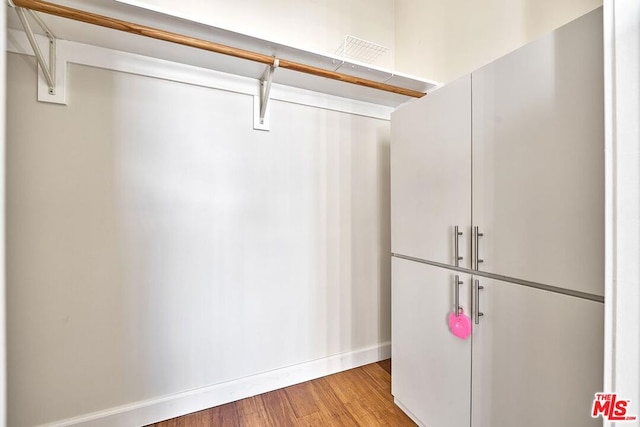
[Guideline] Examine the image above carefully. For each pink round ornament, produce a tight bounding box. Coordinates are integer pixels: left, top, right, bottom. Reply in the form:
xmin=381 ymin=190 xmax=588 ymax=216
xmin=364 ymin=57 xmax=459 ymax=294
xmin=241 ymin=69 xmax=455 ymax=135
xmin=448 ymin=309 xmax=472 ymax=339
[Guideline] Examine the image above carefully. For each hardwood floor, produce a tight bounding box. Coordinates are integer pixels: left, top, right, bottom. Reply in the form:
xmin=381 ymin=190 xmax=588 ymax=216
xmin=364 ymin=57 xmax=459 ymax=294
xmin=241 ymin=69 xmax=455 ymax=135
xmin=148 ymin=360 xmax=416 ymax=426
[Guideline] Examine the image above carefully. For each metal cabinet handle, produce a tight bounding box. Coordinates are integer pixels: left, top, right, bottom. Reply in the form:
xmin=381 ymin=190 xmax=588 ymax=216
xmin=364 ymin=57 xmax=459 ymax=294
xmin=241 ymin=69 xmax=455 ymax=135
xmin=454 ymin=226 xmax=463 ymax=267
xmin=454 ymin=275 xmax=463 ymax=315
xmin=474 ymin=226 xmax=484 ymax=270
xmin=474 ymin=279 xmax=484 ymax=324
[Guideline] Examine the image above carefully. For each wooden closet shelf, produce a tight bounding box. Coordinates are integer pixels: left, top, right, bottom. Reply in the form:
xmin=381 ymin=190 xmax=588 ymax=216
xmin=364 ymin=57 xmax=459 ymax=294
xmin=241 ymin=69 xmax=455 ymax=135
xmin=10 ymin=0 xmax=438 ymax=104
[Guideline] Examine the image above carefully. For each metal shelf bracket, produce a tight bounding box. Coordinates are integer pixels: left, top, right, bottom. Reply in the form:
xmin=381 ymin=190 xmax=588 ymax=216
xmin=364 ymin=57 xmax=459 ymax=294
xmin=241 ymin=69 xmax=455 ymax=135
xmin=254 ymin=58 xmax=279 ymax=131
xmin=13 ymin=6 xmax=58 ymax=96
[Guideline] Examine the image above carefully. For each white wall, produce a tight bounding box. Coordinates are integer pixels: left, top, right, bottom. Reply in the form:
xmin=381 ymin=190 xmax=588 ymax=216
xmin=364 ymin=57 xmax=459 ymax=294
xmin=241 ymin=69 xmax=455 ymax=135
xmin=395 ymin=0 xmax=603 ymax=82
xmin=6 ymin=52 xmax=391 ymax=426
xmin=118 ymin=0 xmax=395 ymax=66
xmin=604 ymin=0 xmax=640 ymax=423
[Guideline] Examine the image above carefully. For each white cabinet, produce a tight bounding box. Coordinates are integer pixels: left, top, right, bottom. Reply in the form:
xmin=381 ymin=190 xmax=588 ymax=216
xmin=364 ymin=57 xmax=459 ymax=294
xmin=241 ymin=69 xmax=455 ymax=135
xmin=390 ymin=7 xmax=604 ymax=427
xmin=392 ymin=257 xmax=471 ymax=426
xmin=471 ymin=8 xmax=604 ymax=296
xmin=392 ymin=8 xmax=604 ymax=296
xmin=392 ymin=258 xmax=604 ymax=427
xmin=391 ymin=76 xmax=471 ymax=269
xmin=471 ymin=277 xmax=604 ymax=427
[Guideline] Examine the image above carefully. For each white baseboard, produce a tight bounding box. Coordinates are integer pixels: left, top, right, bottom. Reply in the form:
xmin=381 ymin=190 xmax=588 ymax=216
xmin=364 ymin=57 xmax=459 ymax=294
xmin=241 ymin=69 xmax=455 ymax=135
xmin=38 ymin=342 xmax=390 ymax=427
xmin=394 ymin=398 xmax=426 ymax=427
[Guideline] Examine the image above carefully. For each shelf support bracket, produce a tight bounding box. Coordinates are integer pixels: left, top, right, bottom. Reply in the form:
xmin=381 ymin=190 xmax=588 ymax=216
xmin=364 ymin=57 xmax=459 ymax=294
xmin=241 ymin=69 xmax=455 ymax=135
xmin=13 ymin=6 xmax=57 ymax=96
xmin=254 ymin=58 xmax=279 ymax=131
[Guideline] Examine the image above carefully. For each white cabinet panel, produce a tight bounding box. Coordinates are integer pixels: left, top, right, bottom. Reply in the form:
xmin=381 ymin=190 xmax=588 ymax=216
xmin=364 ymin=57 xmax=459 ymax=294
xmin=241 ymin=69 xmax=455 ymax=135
xmin=472 ymin=8 xmax=604 ymax=296
xmin=391 ymin=76 xmax=471 ymax=268
xmin=471 ymin=277 xmax=604 ymax=427
xmin=392 ymin=257 xmax=471 ymax=427
xmin=391 ymin=9 xmax=605 ymax=427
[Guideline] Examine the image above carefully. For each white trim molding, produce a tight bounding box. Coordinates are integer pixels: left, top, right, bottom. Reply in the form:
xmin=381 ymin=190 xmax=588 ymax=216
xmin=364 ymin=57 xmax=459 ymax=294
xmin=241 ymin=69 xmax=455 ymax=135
xmin=5 ymin=28 xmax=393 ymax=122
xmin=36 ymin=342 xmax=390 ymax=427
xmin=604 ymin=1 xmax=640 ymax=425
xmin=0 ymin=4 xmax=7 ymax=427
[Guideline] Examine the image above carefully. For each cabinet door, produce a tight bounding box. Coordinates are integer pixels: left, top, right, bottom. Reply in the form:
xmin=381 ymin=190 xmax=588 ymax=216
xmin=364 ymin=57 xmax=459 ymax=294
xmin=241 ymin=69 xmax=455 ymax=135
xmin=471 ymin=277 xmax=603 ymax=427
xmin=392 ymin=257 xmax=471 ymax=427
xmin=471 ymin=9 xmax=604 ymax=295
xmin=391 ymin=75 xmax=471 ymax=268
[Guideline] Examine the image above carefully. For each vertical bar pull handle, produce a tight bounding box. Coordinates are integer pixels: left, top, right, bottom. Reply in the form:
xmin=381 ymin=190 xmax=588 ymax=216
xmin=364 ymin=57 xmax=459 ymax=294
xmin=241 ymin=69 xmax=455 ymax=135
xmin=454 ymin=275 xmax=463 ymax=315
xmin=474 ymin=226 xmax=484 ymax=270
xmin=474 ymin=279 xmax=484 ymax=324
xmin=454 ymin=226 xmax=463 ymax=267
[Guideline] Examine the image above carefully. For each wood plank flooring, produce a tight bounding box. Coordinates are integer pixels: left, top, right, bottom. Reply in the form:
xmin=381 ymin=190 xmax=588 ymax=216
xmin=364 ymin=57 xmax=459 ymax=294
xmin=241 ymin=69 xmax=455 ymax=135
xmin=148 ymin=360 xmax=416 ymax=426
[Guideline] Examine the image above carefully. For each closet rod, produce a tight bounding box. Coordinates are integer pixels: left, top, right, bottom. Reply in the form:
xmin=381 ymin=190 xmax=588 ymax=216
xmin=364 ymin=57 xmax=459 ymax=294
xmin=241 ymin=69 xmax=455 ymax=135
xmin=12 ymin=0 xmax=426 ymax=98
